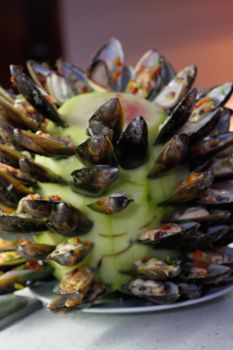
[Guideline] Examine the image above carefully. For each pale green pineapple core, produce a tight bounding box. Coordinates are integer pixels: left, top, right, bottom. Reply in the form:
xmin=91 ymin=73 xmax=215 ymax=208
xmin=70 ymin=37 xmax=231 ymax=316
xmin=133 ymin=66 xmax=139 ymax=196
xmin=35 ymin=92 xmax=180 ymax=290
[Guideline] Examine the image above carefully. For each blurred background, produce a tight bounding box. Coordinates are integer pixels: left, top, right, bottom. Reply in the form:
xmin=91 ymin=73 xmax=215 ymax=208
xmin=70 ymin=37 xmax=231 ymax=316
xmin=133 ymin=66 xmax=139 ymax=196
xmin=0 ymin=0 xmax=232 ymax=87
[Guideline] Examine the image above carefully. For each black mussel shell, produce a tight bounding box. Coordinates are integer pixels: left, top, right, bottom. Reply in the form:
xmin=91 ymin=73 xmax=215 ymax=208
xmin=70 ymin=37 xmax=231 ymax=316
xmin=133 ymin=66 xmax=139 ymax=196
xmin=19 ymin=157 xmax=64 ymax=183
xmin=88 ymin=98 xmax=124 ymax=143
xmin=75 ymin=135 xmax=117 ymax=166
xmin=178 ymin=283 xmax=202 ymax=300
xmin=148 ymin=134 xmax=189 ymax=178
xmin=155 ymin=88 xmax=197 ymax=144
xmin=13 ymin=130 xmax=75 ymax=157
xmin=0 ymin=145 xmax=23 ymax=168
xmin=0 ymin=215 xmax=47 ymax=233
xmin=47 ymin=202 xmax=93 ymax=236
xmin=116 ymin=116 xmax=148 ymax=169
xmin=88 ymin=192 xmax=133 ymax=214
xmin=18 ymin=195 xmax=60 ymax=218
xmin=10 ymin=65 xmax=65 ymax=126
xmin=180 ymin=263 xmax=232 ymax=285
xmin=71 ymin=165 xmax=119 ymax=197
xmin=137 ymin=222 xmax=200 ymax=248
xmin=17 ymin=241 xmax=55 ymax=260
xmin=163 ymin=171 xmax=214 ymax=204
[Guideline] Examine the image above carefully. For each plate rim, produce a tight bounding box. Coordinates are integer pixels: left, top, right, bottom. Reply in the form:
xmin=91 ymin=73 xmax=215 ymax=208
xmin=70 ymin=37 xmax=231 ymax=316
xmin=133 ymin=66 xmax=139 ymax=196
xmin=30 ymin=282 xmax=233 ymax=314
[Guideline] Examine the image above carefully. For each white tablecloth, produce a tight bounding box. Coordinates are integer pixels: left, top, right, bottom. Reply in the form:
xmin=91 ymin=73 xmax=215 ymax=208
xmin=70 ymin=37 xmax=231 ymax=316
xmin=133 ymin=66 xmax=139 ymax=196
xmin=1 ymin=291 xmax=233 ymax=350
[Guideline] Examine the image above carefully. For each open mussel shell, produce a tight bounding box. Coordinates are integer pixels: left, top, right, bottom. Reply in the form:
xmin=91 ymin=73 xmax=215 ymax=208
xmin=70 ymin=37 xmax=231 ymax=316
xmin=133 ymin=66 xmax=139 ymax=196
xmin=0 ymin=96 xmax=42 ymax=131
xmin=19 ymin=157 xmax=64 ymax=183
xmin=48 ymin=239 xmax=93 ymax=266
xmin=125 ymin=50 xmax=162 ymax=99
xmin=88 ymin=97 xmax=124 ymax=143
xmin=13 ymin=130 xmax=75 ymax=157
xmin=199 ymin=225 xmax=229 ymax=249
xmin=0 ymin=215 xmax=46 ymax=233
xmin=47 ymin=202 xmax=93 ymax=236
xmin=54 ymin=268 xmax=94 ymax=296
xmin=18 ymin=195 xmax=60 ymax=218
xmin=178 ymin=283 xmax=202 ymax=300
xmin=120 ymin=65 xmax=134 ymax=91
xmin=71 ymin=165 xmax=119 ymax=197
xmin=190 ymin=133 xmax=233 ymax=160
xmin=165 ymin=206 xmax=231 ymax=225
xmin=163 ymin=171 xmax=214 ymax=204
xmin=211 ymin=108 xmax=233 ymax=136
xmin=0 ymin=237 xmax=18 ymax=252
xmin=0 ymin=262 xmax=52 ymax=295
xmin=27 ymin=60 xmax=74 ymax=104
xmin=48 ymin=283 xmax=107 ymax=314
xmin=10 ymin=65 xmax=65 ymax=126
xmin=17 ymin=241 xmax=55 ymax=260
xmin=56 ymin=59 xmax=91 ymax=95
xmin=0 ymin=251 xmax=25 ymax=269
xmin=180 ymin=263 xmax=232 ymax=285
xmin=87 ymin=38 xmax=124 ymax=91
xmin=122 ymin=257 xmax=181 ymax=280
xmin=116 ymin=116 xmax=148 ymax=169
xmin=181 ymin=108 xmax=222 ymax=142
xmin=148 ymin=133 xmax=189 ymax=178
xmin=210 ymin=156 xmax=233 ymax=180
xmin=196 ymin=82 xmax=233 ymax=114
xmin=137 ymin=222 xmax=200 ymax=248
xmin=187 ymin=247 xmax=233 ymax=268
xmin=123 ymin=279 xmax=180 ymax=304
xmin=155 ymin=65 xmax=197 ymax=109
xmin=155 ymin=88 xmax=197 ymax=144
xmin=197 ymin=187 xmax=233 ymax=208
xmin=75 ymin=135 xmax=117 ymax=166
xmin=88 ymin=192 xmax=133 ymax=215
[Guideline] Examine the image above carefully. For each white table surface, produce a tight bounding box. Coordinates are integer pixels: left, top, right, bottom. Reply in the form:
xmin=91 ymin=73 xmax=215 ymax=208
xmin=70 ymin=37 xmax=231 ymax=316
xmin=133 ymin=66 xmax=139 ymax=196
xmin=1 ymin=291 xmax=233 ymax=350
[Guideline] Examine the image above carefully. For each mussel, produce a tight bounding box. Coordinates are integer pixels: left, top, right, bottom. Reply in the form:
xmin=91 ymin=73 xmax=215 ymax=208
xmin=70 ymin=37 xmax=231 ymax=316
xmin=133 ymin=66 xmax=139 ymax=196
xmin=124 ymin=279 xmax=180 ymax=304
xmin=10 ymin=65 xmax=65 ymax=126
xmin=19 ymin=157 xmax=65 ymax=183
xmin=48 ymin=238 xmax=93 ymax=266
xmin=17 ymin=240 xmax=55 ymax=260
xmin=88 ymin=192 xmax=133 ymax=214
xmin=75 ymin=135 xmax=117 ymax=166
xmin=48 ymin=283 xmax=107 ymax=314
xmin=71 ymin=165 xmax=119 ymax=197
xmin=0 ymin=214 xmax=47 ymax=233
xmin=54 ymin=268 xmax=94 ymax=296
xmin=148 ymin=134 xmax=189 ymax=177
xmin=116 ymin=116 xmax=148 ymax=169
xmin=88 ymin=98 xmax=124 ymax=143
xmin=180 ymin=263 xmax=231 ymax=285
xmin=123 ymin=257 xmax=181 ymax=280
xmin=137 ymin=222 xmax=200 ymax=248
xmin=87 ymin=38 xmax=124 ymax=91
xmin=47 ymin=202 xmax=93 ymax=236
xmin=13 ymin=130 xmax=75 ymax=157
xmin=0 ymin=261 xmax=52 ymax=294
xmin=155 ymin=88 xmax=197 ymax=144
xmin=163 ymin=171 xmax=214 ymax=204
xmin=155 ymin=65 xmax=197 ymax=109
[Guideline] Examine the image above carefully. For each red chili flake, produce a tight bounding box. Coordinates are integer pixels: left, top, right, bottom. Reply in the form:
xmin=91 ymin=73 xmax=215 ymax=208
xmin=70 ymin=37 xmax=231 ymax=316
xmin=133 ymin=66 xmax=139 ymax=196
xmin=44 ymin=94 xmax=56 ymax=105
xmin=25 ymin=261 xmax=42 ymax=270
xmin=115 ymin=58 xmax=122 ymax=67
xmin=10 ymin=76 xmax=15 ymax=84
xmin=160 ymin=224 xmax=174 ymax=230
xmin=81 ymin=86 xmax=89 ymax=93
xmin=49 ymin=195 xmax=61 ymax=201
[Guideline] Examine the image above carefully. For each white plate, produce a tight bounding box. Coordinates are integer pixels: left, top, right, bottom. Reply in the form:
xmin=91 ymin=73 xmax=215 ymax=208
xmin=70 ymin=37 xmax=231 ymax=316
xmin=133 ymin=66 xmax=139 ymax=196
xmin=31 ymin=281 xmax=233 ymax=314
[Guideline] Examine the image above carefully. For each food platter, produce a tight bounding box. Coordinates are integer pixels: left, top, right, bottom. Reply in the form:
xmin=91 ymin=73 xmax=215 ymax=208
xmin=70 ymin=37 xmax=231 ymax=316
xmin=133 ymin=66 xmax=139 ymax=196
xmin=31 ymin=280 xmax=233 ymax=314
